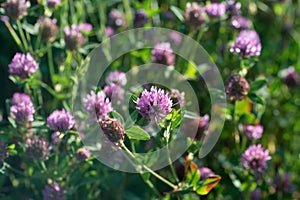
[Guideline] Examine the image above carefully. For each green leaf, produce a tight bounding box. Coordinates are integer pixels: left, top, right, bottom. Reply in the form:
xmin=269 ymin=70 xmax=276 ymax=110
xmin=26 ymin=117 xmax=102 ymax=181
xmin=32 ymin=121 xmax=45 ymax=127
xmin=248 ymin=93 xmax=264 ymax=105
xmin=185 ymin=161 xmax=200 ymax=189
xmin=170 ymin=6 xmax=184 ymax=22
xmin=125 ymin=110 xmax=139 ymax=129
xmin=184 ymin=61 xmax=198 ymax=80
xmin=125 ymin=126 xmax=150 ymax=140
xmin=7 ymin=144 xmax=15 ymax=150
xmin=195 ymin=175 xmax=221 ymax=195
xmin=250 ymin=79 xmax=267 ymax=92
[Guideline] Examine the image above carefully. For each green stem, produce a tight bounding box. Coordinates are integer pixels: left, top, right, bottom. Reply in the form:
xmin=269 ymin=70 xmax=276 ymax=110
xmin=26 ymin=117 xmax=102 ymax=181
xmin=122 ymin=143 xmax=177 ymax=189
xmin=69 ymin=0 xmax=77 ymax=24
xmin=123 ymin=0 xmax=132 ymax=26
xmin=167 ymin=145 xmax=179 ymax=183
xmin=145 ymin=179 xmax=162 ymax=197
xmin=35 ymin=29 xmax=42 ymax=50
xmin=47 ymin=44 xmax=56 ymax=86
xmin=98 ymin=1 xmax=106 ymax=41
xmin=41 ymin=161 xmax=47 ymax=172
xmin=3 ymin=20 xmax=24 ymax=51
xmin=4 ymin=163 xmax=24 ymax=176
xmin=16 ymin=20 xmax=29 ymax=51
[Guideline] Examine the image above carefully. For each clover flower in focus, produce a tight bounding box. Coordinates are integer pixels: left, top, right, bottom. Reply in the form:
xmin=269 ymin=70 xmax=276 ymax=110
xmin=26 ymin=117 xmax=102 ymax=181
xmin=134 ymin=9 xmax=150 ymax=27
xmin=83 ymin=91 xmax=113 ymax=120
xmin=1 ymin=0 xmax=30 ymax=21
xmin=76 ymin=147 xmax=91 ymax=161
xmin=242 ymin=124 xmax=263 ymax=140
xmin=26 ymin=136 xmax=50 ymax=160
xmin=108 ymin=9 xmax=127 ymax=29
xmin=184 ymin=2 xmax=206 ymax=30
xmin=231 ymin=16 xmax=251 ymax=30
xmin=151 ymin=42 xmax=176 ymax=66
xmin=225 ymin=73 xmax=249 ymax=102
xmin=99 ymin=117 xmax=125 ymax=144
xmin=136 ymin=86 xmax=172 ymax=121
xmin=8 ymin=53 xmax=39 ymax=78
xmin=47 ymin=109 xmax=75 ymax=132
xmin=106 ymin=70 xmax=127 ymax=86
xmin=230 ymin=30 xmax=262 ymax=57
xmin=0 ymin=141 xmax=8 ymax=165
xmin=64 ymin=24 xmax=92 ymax=51
xmin=42 ymin=183 xmax=65 ymax=200
xmin=38 ymin=17 xmax=59 ymax=43
xmin=204 ymin=3 xmax=226 ymax=18
xmin=240 ymin=144 xmax=271 ymax=173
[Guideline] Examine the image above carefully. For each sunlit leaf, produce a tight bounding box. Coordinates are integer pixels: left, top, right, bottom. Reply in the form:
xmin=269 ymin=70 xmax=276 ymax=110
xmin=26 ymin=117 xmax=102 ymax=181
xmin=125 ymin=126 xmax=150 ymax=140
xmin=195 ymin=175 xmax=221 ymax=195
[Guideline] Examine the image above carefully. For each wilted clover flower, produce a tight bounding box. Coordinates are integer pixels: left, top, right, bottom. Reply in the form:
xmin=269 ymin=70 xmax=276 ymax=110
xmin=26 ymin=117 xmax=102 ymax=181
xmin=1 ymin=0 xmax=30 ymax=21
xmin=76 ymin=147 xmax=90 ymax=161
xmin=225 ymin=73 xmax=249 ymax=102
xmin=9 ymin=53 xmax=39 ymax=78
xmin=26 ymin=136 xmax=50 ymax=160
xmin=47 ymin=109 xmax=75 ymax=132
xmin=170 ymin=89 xmax=185 ymax=109
xmin=231 ymin=16 xmax=251 ymax=30
xmin=106 ymin=70 xmax=127 ymax=86
xmin=10 ymin=102 xmax=35 ymax=123
xmin=204 ymin=3 xmax=226 ymax=18
xmin=83 ymin=91 xmax=113 ymax=120
xmin=0 ymin=141 xmax=8 ymax=165
xmin=284 ymin=66 xmax=300 ymax=88
xmin=108 ymin=9 xmax=127 ymax=29
xmin=240 ymin=144 xmax=271 ymax=173
xmin=184 ymin=2 xmax=206 ymax=30
xmin=226 ymin=0 xmax=241 ymax=16
xmin=230 ymin=30 xmax=262 ymax=57
xmin=134 ymin=9 xmax=150 ymax=27
xmin=47 ymin=0 xmax=61 ymax=8
xmin=11 ymin=93 xmax=32 ymax=105
xmin=99 ymin=117 xmax=125 ymax=144
xmin=42 ymin=183 xmax=65 ymax=200
xmin=151 ymin=42 xmax=176 ymax=66
xmin=199 ymin=167 xmax=215 ymax=180
xmin=64 ymin=25 xmax=85 ymax=51
xmin=136 ymin=86 xmax=172 ymax=121
xmin=38 ymin=17 xmax=59 ymax=43
xmin=104 ymin=84 xmax=124 ymax=102
xmin=242 ymin=124 xmax=263 ymax=140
